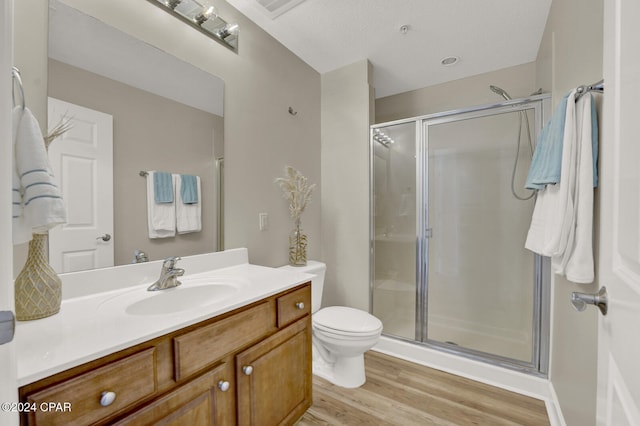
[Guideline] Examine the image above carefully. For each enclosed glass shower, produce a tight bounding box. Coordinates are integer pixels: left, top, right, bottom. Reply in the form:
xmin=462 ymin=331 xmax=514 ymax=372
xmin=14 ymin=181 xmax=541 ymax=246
xmin=370 ymin=94 xmax=551 ymax=374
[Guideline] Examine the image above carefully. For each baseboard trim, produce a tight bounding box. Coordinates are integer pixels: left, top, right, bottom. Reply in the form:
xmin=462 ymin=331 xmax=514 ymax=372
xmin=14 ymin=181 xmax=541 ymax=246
xmin=546 ymin=382 xmax=567 ymax=426
xmin=372 ymin=336 xmax=550 ymax=400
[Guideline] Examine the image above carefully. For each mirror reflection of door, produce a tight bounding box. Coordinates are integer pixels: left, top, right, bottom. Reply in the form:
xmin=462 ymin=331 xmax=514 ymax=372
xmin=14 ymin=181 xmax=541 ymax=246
xmin=47 ymin=97 xmax=114 ymax=273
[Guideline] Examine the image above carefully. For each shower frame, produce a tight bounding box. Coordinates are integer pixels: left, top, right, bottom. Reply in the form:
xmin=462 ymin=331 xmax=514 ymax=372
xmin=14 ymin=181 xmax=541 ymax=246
xmin=369 ymin=93 xmax=552 ymax=376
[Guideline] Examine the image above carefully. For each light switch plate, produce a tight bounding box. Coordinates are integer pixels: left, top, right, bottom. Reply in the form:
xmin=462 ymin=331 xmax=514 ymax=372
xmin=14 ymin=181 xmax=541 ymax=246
xmin=259 ymin=213 xmax=268 ymax=231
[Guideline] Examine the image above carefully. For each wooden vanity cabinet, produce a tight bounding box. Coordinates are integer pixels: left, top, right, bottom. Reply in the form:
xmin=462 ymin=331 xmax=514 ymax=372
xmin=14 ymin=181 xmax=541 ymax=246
xmin=19 ymin=282 xmax=312 ymax=426
xmin=236 ymin=317 xmax=311 ymax=426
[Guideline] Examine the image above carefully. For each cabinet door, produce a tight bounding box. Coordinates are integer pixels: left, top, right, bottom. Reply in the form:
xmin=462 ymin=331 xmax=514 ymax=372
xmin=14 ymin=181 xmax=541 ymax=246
xmin=236 ymin=318 xmax=311 ymax=426
xmin=115 ymin=361 xmax=235 ymax=426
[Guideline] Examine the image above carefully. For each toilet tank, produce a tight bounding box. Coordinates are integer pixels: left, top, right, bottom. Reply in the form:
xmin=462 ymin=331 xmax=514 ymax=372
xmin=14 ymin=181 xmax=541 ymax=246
xmin=279 ymin=261 xmax=325 ymax=313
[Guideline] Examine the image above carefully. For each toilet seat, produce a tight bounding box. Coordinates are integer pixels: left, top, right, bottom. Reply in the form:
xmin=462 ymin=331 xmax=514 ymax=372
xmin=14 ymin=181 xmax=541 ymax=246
xmin=313 ymin=306 xmax=383 ymax=336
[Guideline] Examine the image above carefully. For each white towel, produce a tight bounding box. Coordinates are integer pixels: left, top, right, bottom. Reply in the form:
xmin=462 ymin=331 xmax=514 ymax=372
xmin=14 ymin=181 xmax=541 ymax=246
xmin=176 ymin=174 xmax=202 ymax=234
xmin=146 ymin=171 xmax=176 ymax=238
xmin=525 ymin=90 xmax=577 ymax=257
xmin=12 ymin=107 xmax=66 ymax=245
xmin=525 ymin=90 xmax=595 ymax=283
xmin=562 ymin=93 xmax=595 ymax=283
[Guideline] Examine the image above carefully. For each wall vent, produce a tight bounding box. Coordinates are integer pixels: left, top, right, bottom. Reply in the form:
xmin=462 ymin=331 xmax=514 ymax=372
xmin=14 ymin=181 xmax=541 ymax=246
xmin=255 ymin=0 xmax=309 ymax=19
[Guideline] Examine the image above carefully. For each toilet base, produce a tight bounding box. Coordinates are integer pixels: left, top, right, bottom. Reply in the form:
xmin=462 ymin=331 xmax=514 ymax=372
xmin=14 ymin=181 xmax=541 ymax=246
xmin=312 ymin=348 xmax=367 ymax=388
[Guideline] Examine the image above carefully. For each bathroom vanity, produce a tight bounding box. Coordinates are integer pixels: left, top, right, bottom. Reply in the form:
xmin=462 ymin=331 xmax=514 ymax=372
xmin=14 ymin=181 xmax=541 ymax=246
xmin=14 ymin=249 xmax=312 ymax=425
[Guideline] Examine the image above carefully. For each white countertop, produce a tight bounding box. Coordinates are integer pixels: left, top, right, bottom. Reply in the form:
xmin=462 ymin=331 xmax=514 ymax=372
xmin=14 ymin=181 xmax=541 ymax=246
xmin=15 ymin=249 xmax=311 ymax=386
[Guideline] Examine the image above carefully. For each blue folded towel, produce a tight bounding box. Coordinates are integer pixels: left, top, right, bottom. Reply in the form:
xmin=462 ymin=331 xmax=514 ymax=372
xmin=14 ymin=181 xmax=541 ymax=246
xmin=525 ymin=93 xmax=569 ymax=190
xmin=180 ymin=174 xmax=199 ymax=204
xmin=153 ymin=171 xmax=174 ymax=203
xmin=525 ymin=92 xmax=599 ymax=190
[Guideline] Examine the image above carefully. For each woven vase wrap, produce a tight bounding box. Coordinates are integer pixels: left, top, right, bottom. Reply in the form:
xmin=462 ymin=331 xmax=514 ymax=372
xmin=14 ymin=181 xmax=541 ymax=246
xmin=15 ymin=233 xmax=62 ymax=321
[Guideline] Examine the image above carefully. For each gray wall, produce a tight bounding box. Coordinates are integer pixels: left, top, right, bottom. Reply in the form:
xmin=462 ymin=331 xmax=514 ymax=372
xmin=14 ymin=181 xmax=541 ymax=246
xmin=536 ymin=0 xmax=604 ymax=424
xmin=320 ymin=60 xmax=374 ymax=310
xmin=48 ymin=59 xmax=222 ymax=265
xmin=375 ymin=62 xmax=537 ymax=123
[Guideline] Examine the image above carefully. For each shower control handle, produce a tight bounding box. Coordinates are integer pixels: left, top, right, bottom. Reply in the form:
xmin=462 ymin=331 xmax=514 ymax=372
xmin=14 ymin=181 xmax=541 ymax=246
xmin=571 ymin=287 xmax=608 ymax=316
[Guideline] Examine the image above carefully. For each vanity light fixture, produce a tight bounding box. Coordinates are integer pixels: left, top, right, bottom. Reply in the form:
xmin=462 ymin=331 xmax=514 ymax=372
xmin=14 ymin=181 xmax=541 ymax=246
xmin=148 ymin=0 xmax=239 ymax=52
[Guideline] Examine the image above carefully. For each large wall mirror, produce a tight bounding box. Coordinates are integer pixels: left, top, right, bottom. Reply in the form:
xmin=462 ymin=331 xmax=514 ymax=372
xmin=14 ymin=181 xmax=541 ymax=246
xmin=47 ymin=0 xmax=225 ymax=272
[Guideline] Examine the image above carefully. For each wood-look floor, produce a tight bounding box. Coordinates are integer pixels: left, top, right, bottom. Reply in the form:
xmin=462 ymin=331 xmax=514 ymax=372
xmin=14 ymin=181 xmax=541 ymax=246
xmin=297 ymin=351 xmax=550 ymax=426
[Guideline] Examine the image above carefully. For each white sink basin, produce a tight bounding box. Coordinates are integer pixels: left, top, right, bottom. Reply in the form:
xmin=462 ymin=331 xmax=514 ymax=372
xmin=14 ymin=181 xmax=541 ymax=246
xmin=99 ymin=276 xmax=248 ymax=316
xmin=125 ymin=284 xmax=238 ymax=315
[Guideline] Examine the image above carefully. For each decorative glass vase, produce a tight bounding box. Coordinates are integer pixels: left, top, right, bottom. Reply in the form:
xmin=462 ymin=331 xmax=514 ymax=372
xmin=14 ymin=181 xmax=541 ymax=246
xmin=15 ymin=233 xmax=62 ymax=321
xmin=288 ymin=220 xmax=308 ymax=266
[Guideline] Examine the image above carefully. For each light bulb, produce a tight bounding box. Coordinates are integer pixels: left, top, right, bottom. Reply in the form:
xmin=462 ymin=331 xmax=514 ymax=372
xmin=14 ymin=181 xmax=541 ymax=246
xmin=195 ymin=0 xmax=217 ymax=25
xmin=218 ymin=23 xmax=239 ymax=39
xmin=163 ymin=0 xmax=182 ymax=9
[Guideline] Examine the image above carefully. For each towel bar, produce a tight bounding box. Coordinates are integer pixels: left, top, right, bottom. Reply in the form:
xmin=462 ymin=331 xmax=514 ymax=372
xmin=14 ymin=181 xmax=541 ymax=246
xmin=575 ymin=79 xmax=604 ymax=101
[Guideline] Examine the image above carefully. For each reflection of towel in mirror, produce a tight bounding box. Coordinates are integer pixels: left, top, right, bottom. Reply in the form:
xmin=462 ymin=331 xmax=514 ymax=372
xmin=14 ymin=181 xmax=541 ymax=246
xmin=180 ymin=174 xmax=198 ymax=204
xmin=153 ymin=171 xmax=174 ymax=203
xmin=12 ymin=107 xmax=66 ymax=245
xmin=176 ymin=174 xmax=201 ymax=234
xmin=147 ymin=171 xmax=176 ymax=238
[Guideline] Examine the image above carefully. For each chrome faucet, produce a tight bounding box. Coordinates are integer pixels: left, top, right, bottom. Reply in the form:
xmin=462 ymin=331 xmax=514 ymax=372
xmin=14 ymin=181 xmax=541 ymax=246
xmin=147 ymin=257 xmax=185 ymax=291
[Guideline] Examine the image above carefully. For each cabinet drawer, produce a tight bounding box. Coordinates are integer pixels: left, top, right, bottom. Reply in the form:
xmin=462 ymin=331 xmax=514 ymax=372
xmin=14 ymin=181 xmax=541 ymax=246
xmin=115 ymin=361 xmax=235 ymax=426
xmin=25 ymin=348 xmax=156 ymax=426
xmin=277 ymin=284 xmax=311 ymax=327
xmin=173 ymin=300 xmax=276 ymax=381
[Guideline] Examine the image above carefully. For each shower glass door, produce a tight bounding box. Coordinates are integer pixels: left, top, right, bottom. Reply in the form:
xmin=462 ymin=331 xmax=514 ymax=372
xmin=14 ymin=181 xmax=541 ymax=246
xmin=371 ymin=96 xmax=550 ymax=374
xmin=422 ymin=105 xmax=541 ymax=366
xmin=371 ymin=121 xmax=418 ymax=340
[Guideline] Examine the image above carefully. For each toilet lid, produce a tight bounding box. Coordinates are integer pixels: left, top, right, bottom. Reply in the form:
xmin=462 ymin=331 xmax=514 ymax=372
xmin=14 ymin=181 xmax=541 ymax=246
xmin=313 ymin=306 xmax=382 ymax=334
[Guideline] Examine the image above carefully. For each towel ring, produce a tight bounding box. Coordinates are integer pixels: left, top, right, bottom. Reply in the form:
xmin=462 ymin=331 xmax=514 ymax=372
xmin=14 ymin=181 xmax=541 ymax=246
xmin=11 ymin=66 xmax=25 ymax=110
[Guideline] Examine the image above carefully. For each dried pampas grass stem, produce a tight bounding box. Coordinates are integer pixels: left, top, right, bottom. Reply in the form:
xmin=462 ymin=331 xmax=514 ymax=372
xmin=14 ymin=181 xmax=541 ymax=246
xmin=275 ymin=166 xmax=316 ymax=223
xmin=45 ymin=115 xmax=73 ymax=150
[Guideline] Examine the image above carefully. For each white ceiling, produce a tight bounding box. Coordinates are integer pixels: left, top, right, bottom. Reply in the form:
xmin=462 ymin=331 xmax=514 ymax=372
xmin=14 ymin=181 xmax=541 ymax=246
xmin=227 ymin=0 xmax=553 ymax=98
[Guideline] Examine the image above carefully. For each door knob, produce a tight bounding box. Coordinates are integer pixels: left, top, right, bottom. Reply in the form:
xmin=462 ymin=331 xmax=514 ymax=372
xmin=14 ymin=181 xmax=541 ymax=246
xmin=96 ymin=234 xmax=111 ymax=242
xmin=0 ymin=311 xmax=15 ymax=345
xmin=571 ymin=286 xmax=608 ymax=316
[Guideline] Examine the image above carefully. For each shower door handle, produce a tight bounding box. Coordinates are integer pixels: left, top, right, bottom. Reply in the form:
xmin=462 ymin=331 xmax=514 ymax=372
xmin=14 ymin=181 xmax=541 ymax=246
xmin=571 ymin=287 xmax=608 ymax=316
xmin=425 ymin=228 xmax=433 ymax=238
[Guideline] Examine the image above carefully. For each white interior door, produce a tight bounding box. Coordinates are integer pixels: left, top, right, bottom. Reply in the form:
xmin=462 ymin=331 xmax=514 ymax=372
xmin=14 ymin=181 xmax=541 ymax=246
xmin=597 ymin=0 xmax=640 ymax=424
xmin=47 ymin=97 xmax=114 ymax=273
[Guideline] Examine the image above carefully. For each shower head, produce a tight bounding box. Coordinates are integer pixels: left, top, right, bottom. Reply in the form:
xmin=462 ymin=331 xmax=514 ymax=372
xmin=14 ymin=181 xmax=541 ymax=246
xmin=489 ymin=85 xmax=512 ymax=101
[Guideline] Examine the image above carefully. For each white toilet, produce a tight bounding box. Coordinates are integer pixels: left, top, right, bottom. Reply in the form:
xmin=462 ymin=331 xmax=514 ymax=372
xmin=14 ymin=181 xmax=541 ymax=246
xmin=280 ymin=261 xmax=382 ymax=388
